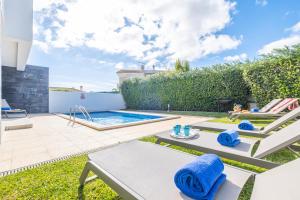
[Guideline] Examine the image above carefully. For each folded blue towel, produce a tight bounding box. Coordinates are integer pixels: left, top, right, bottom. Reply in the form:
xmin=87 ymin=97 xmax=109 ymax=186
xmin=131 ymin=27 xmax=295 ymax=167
xmin=217 ymin=130 xmax=241 ymax=147
xmin=238 ymin=120 xmax=255 ymax=130
xmin=174 ymin=154 xmax=226 ymax=200
xmin=250 ymin=108 xmax=259 ymax=112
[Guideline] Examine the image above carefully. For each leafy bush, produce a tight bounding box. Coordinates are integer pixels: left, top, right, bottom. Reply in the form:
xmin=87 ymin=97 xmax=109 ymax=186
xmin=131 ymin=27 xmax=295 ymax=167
xmin=121 ymin=45 xmax=300 ymax=111
xmin=121 ymin=64 xmax=250 ymax=111
xmin=243 ymin=45 xmax=300 ymax=107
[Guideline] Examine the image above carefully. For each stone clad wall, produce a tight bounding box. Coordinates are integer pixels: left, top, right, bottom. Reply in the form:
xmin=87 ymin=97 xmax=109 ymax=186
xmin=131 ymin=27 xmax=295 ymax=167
xmin=2 ymin=65 xmax=49 ymax=113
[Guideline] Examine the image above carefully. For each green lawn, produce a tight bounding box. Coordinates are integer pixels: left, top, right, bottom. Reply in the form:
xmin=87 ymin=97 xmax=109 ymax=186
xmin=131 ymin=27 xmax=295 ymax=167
xmin=0 ymin=155 xmax=119 ymax=200
xmin=49 ymin=87 xmax=81 ymax=92
xmin=145 ymin=110 xmax=228 ymax=118
xmin=0 ymin=111 xmax=298 ymax=200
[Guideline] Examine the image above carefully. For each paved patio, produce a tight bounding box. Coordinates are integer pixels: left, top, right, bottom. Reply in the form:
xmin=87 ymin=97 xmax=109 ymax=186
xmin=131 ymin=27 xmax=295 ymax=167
xmin=0 ymin=113 xmax=209 ymax=173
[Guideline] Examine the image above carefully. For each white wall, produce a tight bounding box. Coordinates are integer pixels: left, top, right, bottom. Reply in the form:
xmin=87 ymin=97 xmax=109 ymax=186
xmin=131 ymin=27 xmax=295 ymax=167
xmin=1 ymin=0 xmax=33 ymax=70
xmin=2 ymin=0 xmax=33 ymax=41
xmin=49 ymin=91 xmax=126 ymax=113
xmin=0 ymin=0 xmax=2 ymax=144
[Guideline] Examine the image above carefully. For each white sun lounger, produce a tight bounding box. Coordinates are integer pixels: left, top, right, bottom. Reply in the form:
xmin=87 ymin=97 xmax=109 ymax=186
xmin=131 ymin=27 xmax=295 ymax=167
xmin=1 ymin=99 xmax=28 ymax=118
xmin=230 ymin=98 xmax=298 ymax=119
xmin=192 ymin=106 xmax=300 ymax=138
xmin=156 ymin=119 xmax=300 ymax=169
xmin=79 ymin=141 xmax=300 ymax=200
xmin=258 ymin=98 xmax=283 ymax=112
xmin=229 ymin=98 xmax=282 ymax=115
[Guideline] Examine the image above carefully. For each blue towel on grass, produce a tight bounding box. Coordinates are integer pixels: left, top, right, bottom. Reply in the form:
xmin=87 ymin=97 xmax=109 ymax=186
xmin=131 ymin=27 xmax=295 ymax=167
xmin=174 ymin=154 xmax=226 ymax=200
xmin=238 ymin=120 xmax=255 ymax=130
xmin=250 ymin=108 xmax=259 ymax=112
xmin=217 ymin=130 xmax=240 ymax=147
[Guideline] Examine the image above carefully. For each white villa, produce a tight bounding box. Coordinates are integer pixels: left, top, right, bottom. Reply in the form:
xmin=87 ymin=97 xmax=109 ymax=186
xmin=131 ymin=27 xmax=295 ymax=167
xmin=116 ymin=67 xmax=165 ymax=86
xmin=0 ymin=0 xmax=33 ymax=143
xmin=0 ymin=1 xmax=299 ymax=200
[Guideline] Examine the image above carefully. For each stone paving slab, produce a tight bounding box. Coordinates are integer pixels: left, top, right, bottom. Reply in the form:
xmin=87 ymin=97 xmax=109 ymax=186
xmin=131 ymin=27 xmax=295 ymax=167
xmin=0 ymin=113 xmax=209 ymax=173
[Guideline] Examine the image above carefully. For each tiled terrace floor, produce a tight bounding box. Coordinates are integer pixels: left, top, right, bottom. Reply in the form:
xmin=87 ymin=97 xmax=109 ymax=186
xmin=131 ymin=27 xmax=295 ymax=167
xmin=0 ymin=113 xmax=209 ymax=173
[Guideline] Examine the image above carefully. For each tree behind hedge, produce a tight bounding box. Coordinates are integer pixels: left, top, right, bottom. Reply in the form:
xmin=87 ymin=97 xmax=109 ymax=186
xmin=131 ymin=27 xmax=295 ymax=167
xmin=243 ymin=44 xmax=300 ymax=107
xmin=175 ymin=59 xmax=190 ymax=72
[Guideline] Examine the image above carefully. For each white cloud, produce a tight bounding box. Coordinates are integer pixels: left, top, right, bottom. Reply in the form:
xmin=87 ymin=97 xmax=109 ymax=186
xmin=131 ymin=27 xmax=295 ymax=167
xmin=258 ymin=21 xmax=300 ymax=55
xmin=256 ymin=0 xmax=268 ymax=6
xmin=115 ymin=62 xmax=125 ymax=70
xmin=33 ymin=0 xmax=68 ymax=11
xmin=224 ymin=53 xmax=247 ymax=62
xmin=98 ymin=60 xmax=107 ymax=64
xmin=286 ymin=21 xmax=300 ymax=33
xmin=33 ymin=40 xmax=49 ymax=53
xmin=34 ymin=0 xmax=240 ymax=65
xmin=115 ymin=62 xmax=140 ymax=70
xmin=258 ymin=35 xmax=300 ymax=55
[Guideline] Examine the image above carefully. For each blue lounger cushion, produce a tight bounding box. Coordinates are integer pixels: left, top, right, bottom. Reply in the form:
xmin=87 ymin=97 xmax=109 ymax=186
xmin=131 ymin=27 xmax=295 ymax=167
xmin=238 ymin=120 xmax=255 ymax=130
xmin=1 ymin=107 xmax=11 ymax=111
xmin=174 ymin=154 xmax=226 ymax=200
xmin=250 ymin=108 xmax=260 ymax=112
xmin=217 ymin=130 xmax=241 ymax=147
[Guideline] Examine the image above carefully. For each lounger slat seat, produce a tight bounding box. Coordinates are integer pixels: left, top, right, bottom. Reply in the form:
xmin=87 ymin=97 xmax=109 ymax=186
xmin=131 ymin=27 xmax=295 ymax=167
xmin=230 ymin=98 xmax=298 ymax=119
xmin=193 ymin=106 xmax=300 ymax=137
xmin=158 ymin=130 xmax=258 ymax=157
xmin=192 ymin=122 xmax=262 ymax=136
xmin=156 ymin=120 xmax=300 ymax=169
xmin=80 ymin=141 xmax=300 ymax=200
xmin=1 ymin=99 xmax=28 ymax=118
xmin=259 ymin=98 xmax=282 ymax=112
xmin=231 ymin=112 xmax=283 ymax=119
xmin=229 ymin=98 xmax=282 ymax=115
xmin=250 ymin=158 xmax=300 ymax=200
xmin=81 ymin=141 xmax=252 ymax=200
xmin=253 ymin=120 xmax=300 ymax=158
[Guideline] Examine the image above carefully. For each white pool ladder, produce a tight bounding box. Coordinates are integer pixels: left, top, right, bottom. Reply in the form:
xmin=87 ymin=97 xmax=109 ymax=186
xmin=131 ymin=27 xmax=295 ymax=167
xmin=78 ymin=105 xmax=93 ymax=122
xmin=69 ymin=105 xmax=93 ymax=125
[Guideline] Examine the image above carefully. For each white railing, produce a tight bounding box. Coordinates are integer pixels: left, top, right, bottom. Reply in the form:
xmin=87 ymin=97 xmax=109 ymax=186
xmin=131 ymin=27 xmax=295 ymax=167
xmin=69 ymin=105 xmax=94 ymax=125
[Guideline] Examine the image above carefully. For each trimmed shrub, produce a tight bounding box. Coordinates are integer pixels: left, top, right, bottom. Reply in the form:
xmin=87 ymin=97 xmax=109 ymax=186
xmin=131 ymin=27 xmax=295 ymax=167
xmin=243 ymin=45 xmax=300 ymax=107
xmin=121 ymin=64 xmax=250 ymax=111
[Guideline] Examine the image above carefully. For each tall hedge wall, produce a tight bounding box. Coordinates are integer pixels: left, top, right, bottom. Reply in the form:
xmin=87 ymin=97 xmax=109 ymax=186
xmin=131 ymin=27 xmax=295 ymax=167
xmin=121 ymin=65 xmax=250 ymax=111
xmin=243 ymin=45 xmax=300 ymax=107
xmin=121 ymin=45 xmax=300 ymax=111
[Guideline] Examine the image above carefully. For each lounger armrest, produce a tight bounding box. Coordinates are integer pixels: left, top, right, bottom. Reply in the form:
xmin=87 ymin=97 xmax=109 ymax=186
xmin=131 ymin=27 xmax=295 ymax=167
xmin=80 ymin=161 xmax=143 ymax=200
xmin=155 ymin=136 xmax=279 ymax=169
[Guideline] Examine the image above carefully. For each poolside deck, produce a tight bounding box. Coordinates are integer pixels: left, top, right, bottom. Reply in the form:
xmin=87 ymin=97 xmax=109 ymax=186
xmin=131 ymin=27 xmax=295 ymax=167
xmin=0 ymin=113 xmax=209 ymax=174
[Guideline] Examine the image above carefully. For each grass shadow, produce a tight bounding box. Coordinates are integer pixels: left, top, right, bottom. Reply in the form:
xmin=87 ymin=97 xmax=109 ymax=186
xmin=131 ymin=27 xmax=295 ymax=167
xmin=78 ymin=185 xmax=85 ymax=200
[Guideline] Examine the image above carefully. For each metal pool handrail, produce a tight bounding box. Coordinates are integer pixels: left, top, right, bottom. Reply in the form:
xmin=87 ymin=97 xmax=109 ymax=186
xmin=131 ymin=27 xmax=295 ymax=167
xmin=78 ymin=105 xmax=94 ymax=122
xmin=69 ymin=105 xmax=94 ymax=126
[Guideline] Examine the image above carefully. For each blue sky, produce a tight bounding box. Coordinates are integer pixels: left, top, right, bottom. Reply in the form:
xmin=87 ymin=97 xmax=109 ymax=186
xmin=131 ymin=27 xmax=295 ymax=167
xmin=28 ymin=0 xmax=300 ymax=91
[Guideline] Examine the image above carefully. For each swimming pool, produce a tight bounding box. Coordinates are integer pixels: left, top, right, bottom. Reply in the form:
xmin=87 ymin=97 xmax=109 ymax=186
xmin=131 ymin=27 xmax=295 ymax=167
xmin=73 ymin=111 xmax=162 ymax=126
xmin=59 ymin=110 xmax=179 ymax=131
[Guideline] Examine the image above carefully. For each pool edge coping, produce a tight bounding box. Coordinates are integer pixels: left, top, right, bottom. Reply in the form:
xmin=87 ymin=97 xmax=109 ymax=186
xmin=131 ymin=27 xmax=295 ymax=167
xmin=55 ymin=110 xmax=180 ymax=131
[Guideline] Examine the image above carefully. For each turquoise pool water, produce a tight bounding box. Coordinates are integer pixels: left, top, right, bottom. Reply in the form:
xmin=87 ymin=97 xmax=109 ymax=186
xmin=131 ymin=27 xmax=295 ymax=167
xmin=73 ymin=111 xmax=162 ymax=126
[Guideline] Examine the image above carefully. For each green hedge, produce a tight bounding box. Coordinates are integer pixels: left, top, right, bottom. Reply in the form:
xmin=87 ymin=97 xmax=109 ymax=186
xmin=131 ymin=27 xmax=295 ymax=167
xmin=121 ymin=65 xmax=250 ymax=111
xmin=243 ymin=45 xmax=300 ymax=107
xmin=121 ymin=45 xmax=300 ymax=111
